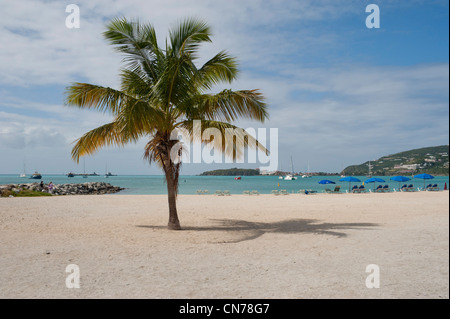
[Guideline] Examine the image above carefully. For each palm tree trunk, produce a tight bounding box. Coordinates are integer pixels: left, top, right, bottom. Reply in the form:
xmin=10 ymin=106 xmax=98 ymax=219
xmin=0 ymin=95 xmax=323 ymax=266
xmin=164 ymin=156 xmax=181 ymax=230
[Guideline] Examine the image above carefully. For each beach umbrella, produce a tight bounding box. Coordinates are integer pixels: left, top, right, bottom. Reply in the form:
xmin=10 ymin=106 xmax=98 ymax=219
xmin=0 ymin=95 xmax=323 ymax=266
xmin=318 ymin=179 xmax=336 ymax=184
xmin=339 ymin=176 xmax=361 ymax=192
xmin=319 ymin=179 xmax=335 ymax=191
xmin=414 ymin=173 xmax=434 ymax=189
xmin=390 ymin=175 xmax=411 ymax=190
xmin=365 ymin=177 xmax=385 ymax=191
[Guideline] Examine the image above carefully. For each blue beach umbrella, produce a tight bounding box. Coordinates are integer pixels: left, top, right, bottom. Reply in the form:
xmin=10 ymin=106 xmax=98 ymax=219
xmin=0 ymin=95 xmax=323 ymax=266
xmin=414 ymin=173 xmax=435 ymax=189
xmin=390 ymin=176 xmax=411 ymax=189
xmin=339 ymin=176 xmax=361 ymax=192
xmin=318 ymin=180 xmax=336 ymax=185
xmin=365 ymin=177 xmax=385 ymax=191
xmin=414 ymin=173 xmax=434 ymax=179
xmin=319 ymin=179 xmax=335 ymax=191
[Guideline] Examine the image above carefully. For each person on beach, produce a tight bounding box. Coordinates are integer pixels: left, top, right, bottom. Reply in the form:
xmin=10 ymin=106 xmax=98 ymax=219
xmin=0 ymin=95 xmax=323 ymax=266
xmin=40 ymin=181 xmax=44 ymax=190
xmin=48 ymin=182 xmax=54 ymax=194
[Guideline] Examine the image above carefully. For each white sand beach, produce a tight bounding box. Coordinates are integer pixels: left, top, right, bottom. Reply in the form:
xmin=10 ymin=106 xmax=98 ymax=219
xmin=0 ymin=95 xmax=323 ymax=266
xmin=0 ymin=191 xmax=448 ymax=299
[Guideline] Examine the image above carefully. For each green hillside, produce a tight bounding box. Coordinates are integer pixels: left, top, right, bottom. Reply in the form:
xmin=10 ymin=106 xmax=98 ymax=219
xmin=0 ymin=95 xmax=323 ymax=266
xmin=342 ymin=145 xmax=449 ymax=176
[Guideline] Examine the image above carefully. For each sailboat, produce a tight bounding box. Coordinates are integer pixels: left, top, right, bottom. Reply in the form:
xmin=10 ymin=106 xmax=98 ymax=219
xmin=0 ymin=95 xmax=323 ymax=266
xmin=104 ymin=163 xmax=116 ymax=177
xmin=19 ymin=162 xmax=27 ymax=178
xmin=340 ymin=163 xmax=346 ymax=177
xmin=302 ymin=163 xmax=312 ymax=178
xmin=82 ymin=158 xmax=88 ymax=178
xmin=284 ymin=156 xmax=297 ymax=180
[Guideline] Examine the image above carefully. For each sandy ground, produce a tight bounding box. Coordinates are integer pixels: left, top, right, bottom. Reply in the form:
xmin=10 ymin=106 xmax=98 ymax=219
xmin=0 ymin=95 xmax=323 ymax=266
xmin=0 ymin=191 xmax=448 ymax=299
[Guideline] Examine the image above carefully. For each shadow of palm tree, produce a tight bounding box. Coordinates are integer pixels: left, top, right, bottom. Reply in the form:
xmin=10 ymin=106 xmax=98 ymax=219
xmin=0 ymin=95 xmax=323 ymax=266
xmin=137 ymin=218 xmax=379 ymax=243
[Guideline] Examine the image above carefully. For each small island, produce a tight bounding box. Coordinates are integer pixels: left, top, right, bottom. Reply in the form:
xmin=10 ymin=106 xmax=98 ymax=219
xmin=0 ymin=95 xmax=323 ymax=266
xmin=199 ymin=168 xmax=260 ymax=176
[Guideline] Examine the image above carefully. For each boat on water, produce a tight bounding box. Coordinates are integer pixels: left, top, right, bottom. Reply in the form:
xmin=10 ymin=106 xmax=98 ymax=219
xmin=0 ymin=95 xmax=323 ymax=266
xmin=104 ymin=162 xmax=116 ymax=178
xmin=19 ymin=162 xmax=27 ymax=178
xmin=284 ymin=156 xmax=297 ymax=180
xmin=105 ymin=172 xmax=117 ymax=177
xmin=67 ymin=172 xmax=75 ymax=177
xmin=234 ymin=176 xmax=241 ymax=180
xmin=29 ymin=171 xmax=42 ymax=179
xmin=302 ymin=163 xmax=312 ymax=178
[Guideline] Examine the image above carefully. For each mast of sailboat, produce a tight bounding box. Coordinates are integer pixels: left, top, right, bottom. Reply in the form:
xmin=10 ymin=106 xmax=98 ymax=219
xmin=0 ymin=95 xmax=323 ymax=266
xmin=83 ymin=158 xmax=88 ymax=178
xmin=20 ymin=158 xmax=27 ymax=177
xmin=290 ymin=155 xmax=294 ymax=175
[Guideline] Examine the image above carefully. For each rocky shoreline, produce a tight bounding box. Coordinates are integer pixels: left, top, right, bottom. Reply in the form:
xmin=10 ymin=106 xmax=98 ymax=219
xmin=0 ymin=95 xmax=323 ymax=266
xmin=0 ymin=182 xmax=125 ymax=196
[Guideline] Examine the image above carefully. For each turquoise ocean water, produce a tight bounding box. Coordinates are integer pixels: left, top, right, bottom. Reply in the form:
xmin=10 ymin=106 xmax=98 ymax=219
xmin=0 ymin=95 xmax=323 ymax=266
xmin=0 ymin=174 xmax=448 ymax=195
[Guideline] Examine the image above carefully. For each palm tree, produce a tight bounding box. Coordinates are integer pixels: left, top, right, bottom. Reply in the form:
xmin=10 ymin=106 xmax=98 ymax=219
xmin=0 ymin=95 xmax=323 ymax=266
xmin=65 ymin=17 xmax=268 ymax=230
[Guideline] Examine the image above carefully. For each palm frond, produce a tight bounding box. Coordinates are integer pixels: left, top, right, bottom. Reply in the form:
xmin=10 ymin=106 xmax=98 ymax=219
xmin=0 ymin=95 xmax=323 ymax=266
xmin=104 ymin=17 xmax=162 ymax=80
xmin=115 ymin=99 xmax=166 ymax=137
xmin=71 ymin=122 xmax=135 ymax=162
xmin=194 ymin=50 xmax=239 ymax=90
xmin=120 ymin=68 xmax=153 ymax=98
xmin=183 ymin=89 xmax=268 ymax=123
xmin=65 ymin=83 xmax=134 ymax=115
xmin=168 ymin=17 xmax=211 ymax=59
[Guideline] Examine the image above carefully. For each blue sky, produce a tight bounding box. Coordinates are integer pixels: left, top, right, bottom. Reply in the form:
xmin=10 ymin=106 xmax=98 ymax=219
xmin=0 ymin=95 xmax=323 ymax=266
xmin=0 ymin=0 xmax=448 ymax=175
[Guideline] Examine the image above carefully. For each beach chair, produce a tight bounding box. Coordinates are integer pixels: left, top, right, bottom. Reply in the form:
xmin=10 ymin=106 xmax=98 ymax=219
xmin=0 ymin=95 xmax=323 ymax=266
xmin=358 ymin=185 xmax=366 ymax=193
xmin=215 ymin=190 xmax=224 ymax=196
xmin=374 ymin=185 xmax=383 ymax=193
xmin=243 ymin=190 xmax=250 ymax=195
xmin=400 ymin=184 xmax=408 ymax=192
xmin=272 ymin=190 xmax=280 ymax=195
xmin=382 ymin=185 xmax=390 ymax=192
xmin=324 ymin=188 xmax=332 ymax=193
xmin=203 ymin=190 xmax=209 ymax=194
xmin=351 ymin=185 xmax=359 ymax=193
xmin=280 ymin=189 xmax=289 ymax=195
xmin=333 ymin=186 xmax=341 ymax=193
xmin=196 ymin=189 xmax=203 ymax=195
xmin=223 ymin=190 xmax=231 ymax=196
xmin=424 ymin=184 xmax=433 ymax=191
xmin=407 ymin=184 xmax=415 ymax=192
xmin=429 ymin=184 xmax=439 ymax=191
xmin=251 ymin=190 xmax=260 ymax=195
